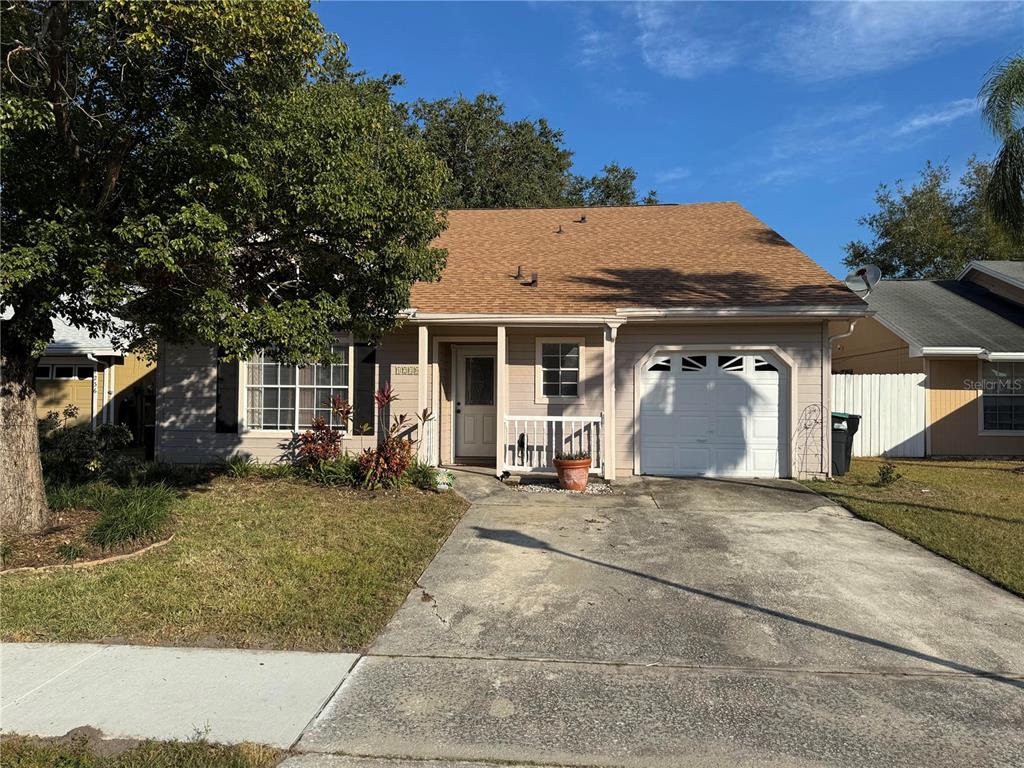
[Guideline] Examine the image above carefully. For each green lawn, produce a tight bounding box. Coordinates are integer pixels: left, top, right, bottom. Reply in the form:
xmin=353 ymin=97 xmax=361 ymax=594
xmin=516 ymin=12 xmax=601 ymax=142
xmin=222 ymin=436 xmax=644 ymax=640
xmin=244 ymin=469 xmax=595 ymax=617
xmin=1 ymin=477 xmax=467 ymax=650
xmin=1 ymin=735 xmax=279 ymax=768
xmin=804 ymin=457 xmax=1024 ymax=596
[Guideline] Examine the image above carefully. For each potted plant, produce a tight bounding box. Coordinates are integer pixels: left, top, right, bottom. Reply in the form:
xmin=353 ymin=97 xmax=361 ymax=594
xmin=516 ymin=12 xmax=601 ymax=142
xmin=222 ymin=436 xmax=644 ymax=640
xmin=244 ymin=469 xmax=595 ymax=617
xmin=553 ymin=450 xmax=591 ymax=492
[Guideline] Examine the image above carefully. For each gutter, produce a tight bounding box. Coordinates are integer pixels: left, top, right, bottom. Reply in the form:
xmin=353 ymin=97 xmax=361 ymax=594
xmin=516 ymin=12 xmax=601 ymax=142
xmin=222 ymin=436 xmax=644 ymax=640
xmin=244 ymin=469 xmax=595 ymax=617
xmin=616 ymin=305 xmax=871 ymax=319
xmin=405 ymin=306 xmax=872 ymax=325
xmin=909 ymin=346 xmax=1024 ymax=362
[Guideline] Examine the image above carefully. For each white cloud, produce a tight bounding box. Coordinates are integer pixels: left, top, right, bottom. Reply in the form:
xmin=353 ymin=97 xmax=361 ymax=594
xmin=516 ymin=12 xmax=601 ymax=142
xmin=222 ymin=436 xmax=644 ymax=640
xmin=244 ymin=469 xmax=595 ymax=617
xmin=633 ymin=2 xmax=739 ymax=79
xmin=654 ymin=166 xmax=692 ymax=184
xmin=594 ymin=1 xmax=1022 ymax=82
xmin=893 ymin=98 xmax=978 ymax=136
xmin=769 ymin=2 xmax=1021 ymax=81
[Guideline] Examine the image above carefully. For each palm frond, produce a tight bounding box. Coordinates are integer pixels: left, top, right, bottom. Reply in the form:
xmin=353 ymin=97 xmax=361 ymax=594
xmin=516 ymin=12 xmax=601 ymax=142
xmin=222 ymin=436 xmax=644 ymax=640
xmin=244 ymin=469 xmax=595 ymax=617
xmin=979 ymin=55 xmax=1024 ymax=139
xmin=984 ymin=129 xmax=1024 ymax=238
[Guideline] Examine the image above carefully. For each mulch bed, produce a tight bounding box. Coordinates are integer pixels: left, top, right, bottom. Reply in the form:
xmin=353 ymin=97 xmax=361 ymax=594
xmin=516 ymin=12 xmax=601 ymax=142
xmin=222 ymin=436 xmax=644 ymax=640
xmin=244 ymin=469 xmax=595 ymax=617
xmin=0 ymin=509 xmax=161 ymax=571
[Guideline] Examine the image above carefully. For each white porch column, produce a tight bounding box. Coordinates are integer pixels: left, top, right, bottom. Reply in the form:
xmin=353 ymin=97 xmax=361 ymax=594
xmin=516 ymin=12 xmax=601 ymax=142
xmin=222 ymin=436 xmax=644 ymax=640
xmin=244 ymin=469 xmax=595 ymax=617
xmin=603 ymin=322 xmax=619 ymax=480
xmin=496 ymin=325 xmax=507 ymax=478
xmin=417 ymin=325 xmax=429 ymax=461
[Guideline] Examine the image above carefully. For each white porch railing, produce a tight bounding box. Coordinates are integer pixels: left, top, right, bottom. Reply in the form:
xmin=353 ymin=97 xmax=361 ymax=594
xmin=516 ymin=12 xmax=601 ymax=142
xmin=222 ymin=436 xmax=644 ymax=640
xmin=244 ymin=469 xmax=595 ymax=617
xmin=503 ymin=415 xmax=604 ymax=475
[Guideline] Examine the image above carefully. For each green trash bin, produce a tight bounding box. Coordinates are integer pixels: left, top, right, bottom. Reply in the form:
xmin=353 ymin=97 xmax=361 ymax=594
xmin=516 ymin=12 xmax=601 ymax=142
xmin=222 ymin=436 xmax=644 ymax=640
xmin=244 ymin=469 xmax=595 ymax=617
xmin=831 ymin=412 xmax=861 ymax=476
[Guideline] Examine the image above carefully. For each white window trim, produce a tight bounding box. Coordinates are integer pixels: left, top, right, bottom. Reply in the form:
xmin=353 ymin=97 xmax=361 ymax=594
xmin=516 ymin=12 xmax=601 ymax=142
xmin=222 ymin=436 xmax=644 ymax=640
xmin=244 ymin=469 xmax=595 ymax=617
xmin=976 ymin=359 xmax=1024 ymax=435
xmin=52 ymin=364 xmax=90 ymax=381
xmin=535 ymin=337 xmax=585 ymax=405
xmin=241 ymin=336 xmax=356 ymax=435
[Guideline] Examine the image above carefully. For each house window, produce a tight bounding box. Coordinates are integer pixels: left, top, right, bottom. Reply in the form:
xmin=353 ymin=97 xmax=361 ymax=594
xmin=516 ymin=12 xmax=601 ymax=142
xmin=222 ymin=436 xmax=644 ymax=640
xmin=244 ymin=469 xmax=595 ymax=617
xmin=981 ymin=361 xmax=1024 ymax=432
xmin=245 ymin=343 xmax=352 ymax=432
xmin=53 ymin=365 xmax=76 ymax=379
xmin=537 ymin=338 xmax=583 ymax=401
xmin=35 ymin=365 xmax=52 ymax=380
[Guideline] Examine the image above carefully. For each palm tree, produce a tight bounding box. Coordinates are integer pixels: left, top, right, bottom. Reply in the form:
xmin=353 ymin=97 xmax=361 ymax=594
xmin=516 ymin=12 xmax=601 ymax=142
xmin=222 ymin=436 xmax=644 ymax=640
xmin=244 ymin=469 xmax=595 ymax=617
xmin=980 ymin=56 xmax=1024 ymax=239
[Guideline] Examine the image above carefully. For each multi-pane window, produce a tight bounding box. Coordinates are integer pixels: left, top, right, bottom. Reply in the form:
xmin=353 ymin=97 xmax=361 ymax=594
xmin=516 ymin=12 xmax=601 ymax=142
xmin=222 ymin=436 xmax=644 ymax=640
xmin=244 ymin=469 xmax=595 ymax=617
xmin=539 ymin=341 xmax=581 ymax=399
xmin=981 ymin=361 xmax=1024 ymax=432
xmin=246 ymin=344 xmax=350 ymax=431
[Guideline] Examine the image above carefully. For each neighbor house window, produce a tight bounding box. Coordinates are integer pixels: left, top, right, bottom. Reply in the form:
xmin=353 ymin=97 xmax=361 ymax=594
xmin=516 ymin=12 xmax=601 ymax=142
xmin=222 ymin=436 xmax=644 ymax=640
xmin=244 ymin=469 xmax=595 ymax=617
xmin=35 ymin=365 xmax=52 ymax=380
xmin=981 ymin=361 xmax=1024 ymax=432
xmin=245 ymin=343 xmax=352 ymax=431
xmin=536 ymin=338 xmax=583 ymax=402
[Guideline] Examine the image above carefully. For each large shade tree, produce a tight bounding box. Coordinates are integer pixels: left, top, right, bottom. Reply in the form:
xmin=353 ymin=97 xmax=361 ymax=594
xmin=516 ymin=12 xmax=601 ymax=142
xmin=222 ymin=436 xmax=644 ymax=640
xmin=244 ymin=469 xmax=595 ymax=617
xmin=980 ymin=55 xmax=1024 ymax=239
xmin=408 ymin=93 xmax=657 ymax=208
xmin=843 ymin=158 xmax=1020 ymax=279
xmin=0 ymin=1 xmax=449 ymax=531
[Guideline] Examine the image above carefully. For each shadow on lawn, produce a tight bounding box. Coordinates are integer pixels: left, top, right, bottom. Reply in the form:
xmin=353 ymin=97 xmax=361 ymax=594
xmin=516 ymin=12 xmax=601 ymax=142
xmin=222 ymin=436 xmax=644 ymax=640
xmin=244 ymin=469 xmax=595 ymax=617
xmin=472 ymin=526 xmax=1024 ymax=691
xmin=813 ymin=490 xmax=1024 ymax=527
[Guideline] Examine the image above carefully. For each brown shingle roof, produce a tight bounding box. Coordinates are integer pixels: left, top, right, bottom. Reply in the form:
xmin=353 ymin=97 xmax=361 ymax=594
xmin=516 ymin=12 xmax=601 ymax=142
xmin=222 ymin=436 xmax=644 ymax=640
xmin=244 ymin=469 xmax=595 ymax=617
xmin=410 ymin=203 xmax=863 ymax=315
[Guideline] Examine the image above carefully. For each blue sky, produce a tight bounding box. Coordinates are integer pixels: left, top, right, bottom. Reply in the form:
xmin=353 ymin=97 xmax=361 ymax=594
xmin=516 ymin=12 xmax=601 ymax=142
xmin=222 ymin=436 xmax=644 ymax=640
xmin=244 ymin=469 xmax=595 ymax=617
xmin=317 ymin=1 xmax=1023 ymax=278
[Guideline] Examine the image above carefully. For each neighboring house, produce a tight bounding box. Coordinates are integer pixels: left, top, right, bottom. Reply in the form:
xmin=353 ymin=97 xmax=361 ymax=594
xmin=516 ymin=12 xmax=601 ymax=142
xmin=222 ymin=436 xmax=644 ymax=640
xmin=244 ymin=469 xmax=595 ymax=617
xmin=157 ymin=203 xmax=868 ymax=479
xmin=35 ymin=317 xmax=156 ymax=451
xmin=832 ymin=260 xmax=1024 ymax=457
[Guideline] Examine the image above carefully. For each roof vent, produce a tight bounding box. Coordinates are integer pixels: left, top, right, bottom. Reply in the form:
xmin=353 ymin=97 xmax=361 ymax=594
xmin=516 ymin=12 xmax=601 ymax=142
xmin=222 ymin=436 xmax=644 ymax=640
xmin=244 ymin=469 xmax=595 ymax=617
xmin=512 ymin=265 xmax=523 ymax=280
xmin=576 ymin=214 xmax=587 ymax=224
xmin=556 ymin=224 xmax=563 ymax=234
xmin=521 ymin=271 xmax=538 ymax=287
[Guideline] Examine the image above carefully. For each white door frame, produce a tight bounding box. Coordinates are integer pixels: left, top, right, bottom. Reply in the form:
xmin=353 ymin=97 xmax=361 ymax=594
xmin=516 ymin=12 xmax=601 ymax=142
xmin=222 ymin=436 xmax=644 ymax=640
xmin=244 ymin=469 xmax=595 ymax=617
xmin=453 ymin=344 xmax=498 ymax=459
xmin=633 ymin=344 xmax=797 ymax=477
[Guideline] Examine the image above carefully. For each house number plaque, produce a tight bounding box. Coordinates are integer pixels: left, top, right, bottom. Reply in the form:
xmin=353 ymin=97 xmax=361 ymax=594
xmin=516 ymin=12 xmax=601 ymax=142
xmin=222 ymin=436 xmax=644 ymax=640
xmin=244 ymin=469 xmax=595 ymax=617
xmin=393 ymin=365 xmax=419 ymax=376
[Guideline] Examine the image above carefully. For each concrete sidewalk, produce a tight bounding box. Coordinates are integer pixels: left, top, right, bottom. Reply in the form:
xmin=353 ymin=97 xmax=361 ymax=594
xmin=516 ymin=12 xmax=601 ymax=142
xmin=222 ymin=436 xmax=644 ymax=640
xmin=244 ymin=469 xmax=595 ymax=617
xmin=0 ymin=643 xmax=357 ymax=747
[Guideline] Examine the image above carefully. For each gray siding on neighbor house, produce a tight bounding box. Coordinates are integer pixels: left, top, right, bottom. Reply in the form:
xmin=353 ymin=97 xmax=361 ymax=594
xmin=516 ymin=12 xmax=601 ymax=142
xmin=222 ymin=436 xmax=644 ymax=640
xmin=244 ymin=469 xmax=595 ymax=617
xmin=158 ymin=321 xmax=830 ymax=478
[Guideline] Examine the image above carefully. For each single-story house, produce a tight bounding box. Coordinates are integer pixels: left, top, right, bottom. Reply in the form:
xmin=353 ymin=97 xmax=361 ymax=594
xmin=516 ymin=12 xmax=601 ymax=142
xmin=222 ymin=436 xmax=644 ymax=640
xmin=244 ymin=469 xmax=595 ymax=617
xmin=157 ymin=203 xmax=870 ymax=479
xmin=34 ymin=317 xmax=156 ymax=449
xmin=832 ymin=260 xmax=1024 ymax=457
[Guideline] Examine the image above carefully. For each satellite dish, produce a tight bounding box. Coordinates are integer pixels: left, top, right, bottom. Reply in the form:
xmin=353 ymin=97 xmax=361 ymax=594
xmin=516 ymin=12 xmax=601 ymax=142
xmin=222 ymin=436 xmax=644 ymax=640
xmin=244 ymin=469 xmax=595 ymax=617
xmin=844 ymin=264 xmax=881 ymax=298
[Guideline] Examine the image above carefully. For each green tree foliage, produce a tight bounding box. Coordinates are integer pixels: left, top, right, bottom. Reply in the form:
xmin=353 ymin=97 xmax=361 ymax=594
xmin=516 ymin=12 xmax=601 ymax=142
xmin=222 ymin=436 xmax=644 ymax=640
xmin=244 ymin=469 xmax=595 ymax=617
xmin=0 ymin=0 xmax=448 ymax=530
xmin=979 ymin=56 xmax=1024 ymax=239
xmin=843 ymin=158 xmax=1021 ymax=279
xmin=408 ymin=93 xmax=655 ymax=208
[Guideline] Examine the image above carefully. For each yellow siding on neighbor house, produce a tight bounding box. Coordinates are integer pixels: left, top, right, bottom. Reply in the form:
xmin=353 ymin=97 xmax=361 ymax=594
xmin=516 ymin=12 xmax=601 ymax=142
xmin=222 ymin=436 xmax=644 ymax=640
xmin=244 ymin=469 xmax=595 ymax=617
xmin=831 ymin=317 xmax=924 ymax=374
xmin=927 ymin=359 xmax=1024 ymax=457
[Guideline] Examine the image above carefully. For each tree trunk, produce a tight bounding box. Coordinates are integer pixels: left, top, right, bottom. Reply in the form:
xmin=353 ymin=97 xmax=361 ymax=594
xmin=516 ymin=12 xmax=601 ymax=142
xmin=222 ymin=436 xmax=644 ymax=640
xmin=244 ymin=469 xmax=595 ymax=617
xmin=1 ymin=353 xmax=49 ymax=532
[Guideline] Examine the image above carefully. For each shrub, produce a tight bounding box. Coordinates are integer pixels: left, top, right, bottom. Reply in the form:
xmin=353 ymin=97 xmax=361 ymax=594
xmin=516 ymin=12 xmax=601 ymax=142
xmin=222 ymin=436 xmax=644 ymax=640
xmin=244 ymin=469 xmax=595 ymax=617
xmin=404 ymin=459 xmax=438 ymax=491
xmin=295 ymin=417 xmax=344 ymax=465
xmin=306 ymin=455 xmax=361 ymax=486
xmin=359 ymin=434 xmax=414 ymax=490
xmin=46 ymin=482 xmax=96 ymax=513
xmin=253 ymin=462 xmax=297 ymax=480
xmin=102 ymin=453 xmax=148 ymax=486
xmin=223 ymin=454 xmax=257 ymax=478
xmin=87 ymin=484 xmax=174 ymax=548
xmin=877 ymin=462 xmax=902 ymax=486
xmin=39 ymin=418 xmax=133 ymax=484
xmin=56 ymin=542 xmax=85 ymax=562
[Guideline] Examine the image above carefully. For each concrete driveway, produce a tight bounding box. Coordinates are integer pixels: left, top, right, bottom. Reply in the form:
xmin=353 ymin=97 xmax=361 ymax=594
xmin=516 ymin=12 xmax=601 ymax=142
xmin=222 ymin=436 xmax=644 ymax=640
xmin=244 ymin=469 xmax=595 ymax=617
xmin=296 ymin=472 xmax=1024 ymax=768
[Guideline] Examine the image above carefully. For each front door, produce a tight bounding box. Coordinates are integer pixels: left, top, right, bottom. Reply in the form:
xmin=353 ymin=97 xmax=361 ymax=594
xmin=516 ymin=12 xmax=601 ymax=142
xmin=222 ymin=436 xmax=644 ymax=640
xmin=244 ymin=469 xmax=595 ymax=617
xmin=455 ymin=347 xmax=497 ymax=458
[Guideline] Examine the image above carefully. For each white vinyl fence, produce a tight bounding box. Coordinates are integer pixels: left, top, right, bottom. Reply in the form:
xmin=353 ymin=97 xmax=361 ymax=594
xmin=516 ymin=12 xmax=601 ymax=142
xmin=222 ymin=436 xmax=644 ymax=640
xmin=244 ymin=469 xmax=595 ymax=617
xmin=831 ymin=373 xmax=927 ymax=458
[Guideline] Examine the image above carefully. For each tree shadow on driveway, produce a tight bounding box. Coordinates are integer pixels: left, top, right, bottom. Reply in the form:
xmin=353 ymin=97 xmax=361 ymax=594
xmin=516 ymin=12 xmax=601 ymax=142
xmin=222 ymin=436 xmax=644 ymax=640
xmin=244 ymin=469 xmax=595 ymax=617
xmin=471 ymin=526 xmax=1024 ymax=691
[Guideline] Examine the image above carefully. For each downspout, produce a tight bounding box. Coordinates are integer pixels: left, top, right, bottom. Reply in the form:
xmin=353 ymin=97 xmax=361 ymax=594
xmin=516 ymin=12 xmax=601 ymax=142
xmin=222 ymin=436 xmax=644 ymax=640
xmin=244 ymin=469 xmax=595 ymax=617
xmin=824 ymin=320 xmax=859 ymax=477
xmin=105 ymin=360 xmax=116 ymax=425
xmin=86 ymin=354 xmax=101 ymax=427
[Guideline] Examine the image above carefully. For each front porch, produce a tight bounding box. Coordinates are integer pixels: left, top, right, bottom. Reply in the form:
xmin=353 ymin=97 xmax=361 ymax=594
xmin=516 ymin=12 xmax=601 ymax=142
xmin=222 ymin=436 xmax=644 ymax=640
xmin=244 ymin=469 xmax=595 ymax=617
xmin=413 ymin=321 xmax=621 ymax=480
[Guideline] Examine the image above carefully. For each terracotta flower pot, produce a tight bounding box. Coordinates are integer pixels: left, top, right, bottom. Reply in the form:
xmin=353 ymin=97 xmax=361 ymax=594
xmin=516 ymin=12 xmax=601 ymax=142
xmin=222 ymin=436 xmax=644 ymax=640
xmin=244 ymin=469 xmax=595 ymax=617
xmin=553 ymin=457 xmax=591 ymax=492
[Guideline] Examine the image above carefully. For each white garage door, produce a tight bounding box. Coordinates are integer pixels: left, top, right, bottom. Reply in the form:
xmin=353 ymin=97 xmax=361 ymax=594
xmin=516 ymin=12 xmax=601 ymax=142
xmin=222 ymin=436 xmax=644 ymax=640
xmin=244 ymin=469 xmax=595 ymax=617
xmin=639 ymin=351 xmax=782 ymax=478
